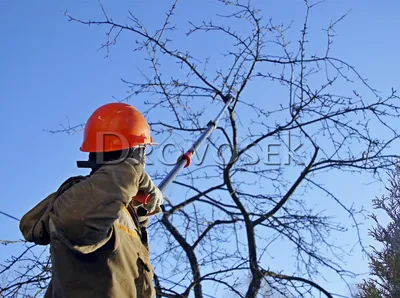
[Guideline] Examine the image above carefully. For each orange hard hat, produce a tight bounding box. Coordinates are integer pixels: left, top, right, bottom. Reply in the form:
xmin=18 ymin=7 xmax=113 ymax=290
xmin=80 ymin=102 xmax=155 ymax=152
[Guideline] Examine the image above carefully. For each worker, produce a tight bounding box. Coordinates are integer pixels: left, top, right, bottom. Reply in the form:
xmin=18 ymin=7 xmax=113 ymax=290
xmin=19 ymin=102 xmax=163 ymax=298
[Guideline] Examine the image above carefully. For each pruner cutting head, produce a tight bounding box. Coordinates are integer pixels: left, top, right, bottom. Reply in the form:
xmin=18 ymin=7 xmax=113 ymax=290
xmin=213 ymin=92 xmax=234 ymax=104
xmin=221 ymin=93 xmax=234 ymax=104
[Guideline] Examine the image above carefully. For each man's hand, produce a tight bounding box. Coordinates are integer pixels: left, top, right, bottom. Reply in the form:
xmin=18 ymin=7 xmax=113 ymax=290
xmin=143 ymin=187 xmax=163 ymax=214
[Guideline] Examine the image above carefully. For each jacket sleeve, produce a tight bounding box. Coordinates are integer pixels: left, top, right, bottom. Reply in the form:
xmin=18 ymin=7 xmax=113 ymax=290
xmin=48 ymin=158 xmax=158 ymax=250
xmin=19 ymin=192 xmax=56 ymax=245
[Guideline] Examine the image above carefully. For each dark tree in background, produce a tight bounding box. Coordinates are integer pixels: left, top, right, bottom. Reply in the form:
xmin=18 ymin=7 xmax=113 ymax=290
xmin=354 ymin=168 xmax=400 ymax=298
xmin=1 ymin=1 xmax=400 ymax=297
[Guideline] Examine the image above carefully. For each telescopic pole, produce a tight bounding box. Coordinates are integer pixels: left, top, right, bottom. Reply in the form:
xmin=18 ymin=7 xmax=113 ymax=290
xmin=134 ymin=95 xmax=233 ymax=215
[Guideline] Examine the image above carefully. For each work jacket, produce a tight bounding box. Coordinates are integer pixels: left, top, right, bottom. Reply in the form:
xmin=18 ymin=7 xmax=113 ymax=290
xmin=19 ymin=158 xmax=157 ymax=298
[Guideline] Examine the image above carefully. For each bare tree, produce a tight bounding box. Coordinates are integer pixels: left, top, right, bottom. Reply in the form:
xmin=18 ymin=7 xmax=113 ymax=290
xmin=2 ymin=1 xmax=400 ymax=297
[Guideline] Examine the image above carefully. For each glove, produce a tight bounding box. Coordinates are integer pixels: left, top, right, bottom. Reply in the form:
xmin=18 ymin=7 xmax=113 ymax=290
xmin=144 ymin=187 xmax=163 ymax=214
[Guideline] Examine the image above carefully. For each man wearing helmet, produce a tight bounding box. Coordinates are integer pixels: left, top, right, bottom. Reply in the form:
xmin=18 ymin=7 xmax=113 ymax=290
xmin=19 ymin=103 xmax=163 ymax=298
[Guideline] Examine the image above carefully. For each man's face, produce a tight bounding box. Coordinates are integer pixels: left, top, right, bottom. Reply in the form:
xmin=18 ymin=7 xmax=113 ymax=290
xmin=131 ymin=146 xmax=146 ymax=168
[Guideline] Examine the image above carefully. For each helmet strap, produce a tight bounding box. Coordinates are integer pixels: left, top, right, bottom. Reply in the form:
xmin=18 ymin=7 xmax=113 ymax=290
xmin=77 ymin=146 xmax=147 ymax=173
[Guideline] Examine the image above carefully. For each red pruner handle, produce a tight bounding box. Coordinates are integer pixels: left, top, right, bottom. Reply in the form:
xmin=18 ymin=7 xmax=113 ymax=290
xmin=132 ymin=191 xmax=149 ymax=205
xmin=182 ymin=152 xmax=193 ymax=168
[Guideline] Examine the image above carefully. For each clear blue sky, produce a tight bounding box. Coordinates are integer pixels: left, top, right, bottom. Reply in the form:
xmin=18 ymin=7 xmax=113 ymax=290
xmin=1 ymin=0 xmax=400 ymax=297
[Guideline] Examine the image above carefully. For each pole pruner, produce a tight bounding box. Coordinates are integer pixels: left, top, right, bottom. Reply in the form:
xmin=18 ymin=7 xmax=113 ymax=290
xmin=134 ymin=94 xmax=234 ymax=216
